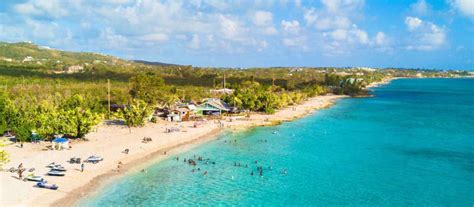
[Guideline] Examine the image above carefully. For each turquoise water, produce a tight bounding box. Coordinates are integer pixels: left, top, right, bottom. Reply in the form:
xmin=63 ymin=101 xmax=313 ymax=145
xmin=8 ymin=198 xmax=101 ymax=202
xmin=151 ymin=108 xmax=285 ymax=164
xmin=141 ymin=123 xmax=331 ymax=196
xmin=81 ymin=78 xmax=474 ymax=206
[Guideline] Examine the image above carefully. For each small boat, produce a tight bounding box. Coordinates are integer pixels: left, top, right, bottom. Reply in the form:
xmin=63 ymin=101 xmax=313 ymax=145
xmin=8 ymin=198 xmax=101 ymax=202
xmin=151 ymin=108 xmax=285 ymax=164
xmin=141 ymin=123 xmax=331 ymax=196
xmin=47 ymin=170 xmax=65 ymax=176
xmin=51 ymin=166 xmax=66 ymax=171
xmin=85 ymin=156 xmax=103 ymax=163
xmin=37 ymin=182 xmax=58 ymax=190
xmin=25 ymin=175 xmax=44 ymax=182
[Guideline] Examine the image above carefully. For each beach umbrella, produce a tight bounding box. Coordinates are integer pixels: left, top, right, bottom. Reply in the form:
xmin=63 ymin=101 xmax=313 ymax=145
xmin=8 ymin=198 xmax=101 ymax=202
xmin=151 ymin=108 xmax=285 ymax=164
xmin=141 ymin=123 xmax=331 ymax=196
xmin=52 ymin=138 xmax=69 ymax=150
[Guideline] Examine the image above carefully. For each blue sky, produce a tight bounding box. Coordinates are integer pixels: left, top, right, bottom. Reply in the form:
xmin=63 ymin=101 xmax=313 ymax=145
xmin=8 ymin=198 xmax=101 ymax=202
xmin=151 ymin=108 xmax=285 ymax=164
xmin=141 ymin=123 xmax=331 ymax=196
xmin=0 ymin=0 xmax=473 ymax=70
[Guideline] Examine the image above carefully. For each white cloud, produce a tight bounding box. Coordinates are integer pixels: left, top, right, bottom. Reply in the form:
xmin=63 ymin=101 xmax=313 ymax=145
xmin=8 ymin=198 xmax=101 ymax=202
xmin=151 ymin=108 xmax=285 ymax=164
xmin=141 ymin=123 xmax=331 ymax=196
xmin=330 ymin=29 xmax=348 ymax=41
xmin=405 ymin=16 xmax=423 ymax=31
xmin=99 ymin=27 xmax=128 ymax=49
xmin=15 ymin=0 xmax=68 ymax=18
xmin=24 ymin=18 xmax=59 ymax=40
xmin=320 ymin=0 xmax=365 ymax=14
xmin=303 ymin=1 xmax=384 ymax=55
xmin=374 ymin=32 xmax=388 ymax=46
xmin=262 ymin=26 xmax=278 ymax=35
xmin=295 ymin=0 xmax=302 ymax=8
xmin=253 ymin=11 xmax=273 ymax=26
xmin=219 ymin=14 xmax=246 ymax=42
xmin=327 ymin=27 xmax=368 ymax=45
xmin=353 ymin=28 xmax=369 ymax=44
xmin=282 ymin=37 xmax=306 ymax=48
xmin=450 ymin=0 xmax=474 ymax=19
xmin=281 ymin=20 xmax=300 ymax=33
xmin=303 ymin=8 xmax=317 ymax=26
xmin=405 ymin=17 xmax=447 ymax=51
xmin=410 ymin=0 xmax=430 ymax=16
xmin=253 ymin=11 xmax=277 ymax=35
xmin=188 ymin=34 xmax=200 ymax=49
xmin=139 ymin=33 xmax=169 ymax=42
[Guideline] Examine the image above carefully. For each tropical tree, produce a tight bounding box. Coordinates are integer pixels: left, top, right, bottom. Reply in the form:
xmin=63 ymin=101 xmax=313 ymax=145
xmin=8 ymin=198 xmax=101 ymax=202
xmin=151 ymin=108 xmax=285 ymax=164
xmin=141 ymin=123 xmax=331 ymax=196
xmin=119 ymin=99 xmax=152 ymax=132
xmin=62 ymin=94 xmax=102 ymax=138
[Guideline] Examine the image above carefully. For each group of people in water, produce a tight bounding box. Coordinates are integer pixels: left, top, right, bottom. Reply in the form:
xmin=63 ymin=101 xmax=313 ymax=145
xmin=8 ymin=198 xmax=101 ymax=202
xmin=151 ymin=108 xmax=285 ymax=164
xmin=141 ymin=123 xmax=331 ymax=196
xmin=175 ymin=154 xmax=216 ymax=176
xmin=169 ymin=138 xmax=288 ymax=179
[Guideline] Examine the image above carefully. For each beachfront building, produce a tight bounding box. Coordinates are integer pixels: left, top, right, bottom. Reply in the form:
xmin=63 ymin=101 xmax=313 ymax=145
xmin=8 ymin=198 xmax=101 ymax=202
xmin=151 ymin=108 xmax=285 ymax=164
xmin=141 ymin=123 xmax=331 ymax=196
xmin=195 ymin=98 xmax=230 ymax=116
xmin=165 ymin=102 xmax=197 ymax=122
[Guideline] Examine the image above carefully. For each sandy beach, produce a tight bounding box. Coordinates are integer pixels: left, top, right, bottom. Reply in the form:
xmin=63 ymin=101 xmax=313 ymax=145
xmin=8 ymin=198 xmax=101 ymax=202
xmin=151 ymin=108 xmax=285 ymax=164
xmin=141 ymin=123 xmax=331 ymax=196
xmin=0 ymin=93 xmax=349 ymax=207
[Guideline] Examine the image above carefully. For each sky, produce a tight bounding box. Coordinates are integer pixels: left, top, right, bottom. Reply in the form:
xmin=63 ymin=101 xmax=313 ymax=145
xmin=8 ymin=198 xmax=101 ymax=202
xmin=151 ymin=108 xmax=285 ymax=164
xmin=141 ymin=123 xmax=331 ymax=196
xmin=0 ymin=0 xmax=473 ymax=70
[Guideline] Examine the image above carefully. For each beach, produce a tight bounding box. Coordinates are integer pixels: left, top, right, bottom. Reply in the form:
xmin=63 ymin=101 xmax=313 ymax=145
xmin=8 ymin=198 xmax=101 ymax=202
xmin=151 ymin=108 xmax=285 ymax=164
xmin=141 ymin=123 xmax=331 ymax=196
xmin=79 ymin=77 xmax=472 ymax=207
xmin=0 ymin=93 xmax=347 ymax=207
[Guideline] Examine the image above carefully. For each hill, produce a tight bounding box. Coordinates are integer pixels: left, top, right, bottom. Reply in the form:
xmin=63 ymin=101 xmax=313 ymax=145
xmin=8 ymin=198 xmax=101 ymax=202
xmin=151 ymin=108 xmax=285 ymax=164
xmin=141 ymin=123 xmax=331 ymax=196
xmin=0 ymin=41 xmax=124 ymax=64
xmin=133 ymin=60 xmax=182 ymax=67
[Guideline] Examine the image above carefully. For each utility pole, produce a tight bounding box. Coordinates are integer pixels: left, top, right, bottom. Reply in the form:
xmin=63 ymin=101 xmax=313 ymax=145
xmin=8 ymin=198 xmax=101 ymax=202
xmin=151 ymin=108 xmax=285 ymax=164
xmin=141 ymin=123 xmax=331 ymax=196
xmin=223 ymin=73 xmax=226 ymax=89
xmin=107 ymin=79 xmax=111 ymax=118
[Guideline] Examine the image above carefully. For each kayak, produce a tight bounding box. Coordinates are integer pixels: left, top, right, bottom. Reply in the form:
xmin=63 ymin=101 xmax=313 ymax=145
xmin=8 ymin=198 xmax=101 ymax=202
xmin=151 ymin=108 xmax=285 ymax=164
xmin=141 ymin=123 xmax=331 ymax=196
xmin=47 ymin=170 xmax=65 ymax=176
xmin=37 ymin=182 xmax=58 ymax=190
xmin=25 ymin=175 xmax=44 ymax=182
xmin=85 ymin=156 xmax=103 ymax=163
xmin=51 ymin=166 xmax=67 ymax=171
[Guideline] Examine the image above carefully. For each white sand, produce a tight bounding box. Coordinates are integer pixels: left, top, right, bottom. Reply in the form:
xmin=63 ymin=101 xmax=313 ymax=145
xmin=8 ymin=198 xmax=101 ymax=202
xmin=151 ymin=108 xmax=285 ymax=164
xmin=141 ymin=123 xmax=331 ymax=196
xmin=0 ymin=94 xmax=347 ymax=207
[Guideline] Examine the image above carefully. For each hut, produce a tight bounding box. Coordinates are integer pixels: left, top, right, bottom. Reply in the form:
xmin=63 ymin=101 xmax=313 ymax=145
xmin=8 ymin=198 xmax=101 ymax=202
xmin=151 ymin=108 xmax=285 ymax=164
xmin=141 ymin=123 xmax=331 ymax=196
xmin=196 ymin=98 xmax=230 ymax=116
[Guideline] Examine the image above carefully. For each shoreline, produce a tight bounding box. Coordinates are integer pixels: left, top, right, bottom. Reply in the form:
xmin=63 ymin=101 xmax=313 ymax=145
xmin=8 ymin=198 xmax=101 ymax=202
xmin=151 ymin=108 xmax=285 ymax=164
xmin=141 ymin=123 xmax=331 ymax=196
xmin=53 ymin=127 xmax=223 ymax=207
xmin=0 ymin=78 xmax=393 ymax=206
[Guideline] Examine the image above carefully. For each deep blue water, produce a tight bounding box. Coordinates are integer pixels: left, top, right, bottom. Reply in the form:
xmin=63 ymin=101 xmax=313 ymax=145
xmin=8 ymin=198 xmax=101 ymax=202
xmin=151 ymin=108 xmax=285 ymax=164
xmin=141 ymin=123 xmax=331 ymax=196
xmin=81 ymin=78 xmax=474 ymax=206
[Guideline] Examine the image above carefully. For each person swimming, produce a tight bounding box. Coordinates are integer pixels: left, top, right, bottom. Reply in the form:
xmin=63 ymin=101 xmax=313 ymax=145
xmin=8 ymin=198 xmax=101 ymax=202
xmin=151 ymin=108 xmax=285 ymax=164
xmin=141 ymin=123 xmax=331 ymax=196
xmin=251 ymin=171 xmax=254 ymax=176
xmin=203 ymin=171 xmax=208 ymax=176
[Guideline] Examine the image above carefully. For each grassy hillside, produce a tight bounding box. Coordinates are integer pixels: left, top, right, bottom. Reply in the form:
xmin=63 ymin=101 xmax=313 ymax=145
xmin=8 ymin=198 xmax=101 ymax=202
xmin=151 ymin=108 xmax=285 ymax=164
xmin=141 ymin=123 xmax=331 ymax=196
xmin=0 ymin=41 xmax=126 ymax=66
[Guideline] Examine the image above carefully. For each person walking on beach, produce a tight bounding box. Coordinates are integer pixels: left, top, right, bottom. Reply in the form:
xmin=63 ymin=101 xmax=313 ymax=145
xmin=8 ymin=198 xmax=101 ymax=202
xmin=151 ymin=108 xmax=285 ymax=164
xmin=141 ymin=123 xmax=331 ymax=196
xmin=18 ymin=168 xmax=24 ymax=180
xmin=117 ymin=161 xmax=123 ymax=172
xmin=81 ymin=163 xmax=84 ymax=172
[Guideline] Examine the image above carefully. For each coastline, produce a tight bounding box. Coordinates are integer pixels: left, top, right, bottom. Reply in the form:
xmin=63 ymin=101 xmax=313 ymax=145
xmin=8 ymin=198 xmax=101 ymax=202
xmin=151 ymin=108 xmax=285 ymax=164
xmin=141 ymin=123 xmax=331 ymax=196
xmin=0 ymin=78 xmax=392 ymax=207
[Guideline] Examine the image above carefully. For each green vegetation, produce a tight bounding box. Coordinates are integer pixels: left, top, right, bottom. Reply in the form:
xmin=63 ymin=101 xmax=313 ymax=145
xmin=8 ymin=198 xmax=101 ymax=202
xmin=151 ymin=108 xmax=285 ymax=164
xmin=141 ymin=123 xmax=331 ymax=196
xmin=118 ymin=99 xmax=153 ymax=130
xmin=0 ymin=138 xmax=8 ymax=168
xmin=0 ymin=93 xmax=102 ymax=140
xmin=0 ymin=41 xmax=469 ymax=141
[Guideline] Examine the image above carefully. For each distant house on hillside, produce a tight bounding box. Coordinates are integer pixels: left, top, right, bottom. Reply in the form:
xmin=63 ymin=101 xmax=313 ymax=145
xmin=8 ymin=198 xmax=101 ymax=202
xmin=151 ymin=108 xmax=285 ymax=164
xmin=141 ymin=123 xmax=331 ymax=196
xmin=22 ymin=56 xmax=34 ymax=62
xmin=65 ymin=65 xmax=84 ymax=74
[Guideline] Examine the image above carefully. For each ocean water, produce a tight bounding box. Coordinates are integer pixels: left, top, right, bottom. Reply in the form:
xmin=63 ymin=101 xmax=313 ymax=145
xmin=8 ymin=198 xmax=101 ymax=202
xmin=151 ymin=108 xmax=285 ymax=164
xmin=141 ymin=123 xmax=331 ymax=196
xmin=80 ymin=78 xmax=474 ymax=206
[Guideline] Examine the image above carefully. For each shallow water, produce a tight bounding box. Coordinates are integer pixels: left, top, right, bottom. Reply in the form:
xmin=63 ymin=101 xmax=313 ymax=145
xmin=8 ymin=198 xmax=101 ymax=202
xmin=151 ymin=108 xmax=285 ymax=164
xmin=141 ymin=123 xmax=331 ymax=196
xmin=81 ymin=78 xmax=474 ymax=206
